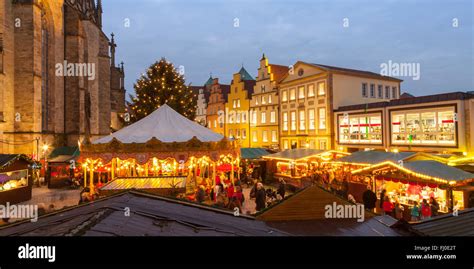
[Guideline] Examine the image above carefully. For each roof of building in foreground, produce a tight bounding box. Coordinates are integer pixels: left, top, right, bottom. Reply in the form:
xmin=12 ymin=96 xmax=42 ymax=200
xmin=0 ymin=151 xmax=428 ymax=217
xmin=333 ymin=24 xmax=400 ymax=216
xmin=0 ymin=190 xmax=288 ymax=236
xmin=335 ymin=91 xmax=474 ymax=112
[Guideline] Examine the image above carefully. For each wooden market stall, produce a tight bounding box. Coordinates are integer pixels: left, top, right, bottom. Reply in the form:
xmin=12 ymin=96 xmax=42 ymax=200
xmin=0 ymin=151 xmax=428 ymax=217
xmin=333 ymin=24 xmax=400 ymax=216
xmin=0 ymin=154 xmax=35 ymax=205
xmin=79 ymin=104 xmax=240 ymax=198
xmin=46 ymin=146 xmax=80 ymax=188
xmin=263 ymin=149 xmax=349 ymax=188
xmin=351 ymin=160 xmax=474 ymax=219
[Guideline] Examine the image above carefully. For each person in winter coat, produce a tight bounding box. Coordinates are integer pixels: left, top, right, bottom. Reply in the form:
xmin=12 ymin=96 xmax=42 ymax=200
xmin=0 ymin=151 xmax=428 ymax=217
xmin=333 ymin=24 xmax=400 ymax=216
xmin=379 ymin=189 xmax=387 ymax=210
xmin=255 ymin=183 xmax=267 ymax=211
xmin=277 ymin=178 xmax=286 ymax=200
xmin=411 ymin=201 xmax=421 ymax=221
xmin=429 ymin=197 xmax=439 ymax=217
xmin=421 ymin=199 xmax=432 ymax=219
xmin=196 ymin=185 xmax=206 ymax=203
xmin=362 ymin=185 xmax=377 ymax=210
xmin=382 ymin=196 xmax=394 ymax=216
xmin=394 ymin=198 xmax=405 ymax=220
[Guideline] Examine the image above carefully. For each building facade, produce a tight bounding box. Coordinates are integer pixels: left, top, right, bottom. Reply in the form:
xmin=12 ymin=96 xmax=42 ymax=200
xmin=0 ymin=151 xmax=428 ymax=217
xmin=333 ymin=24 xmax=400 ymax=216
xmin=279 ymin=61 xmax=402 ymax=150
xmin=249 ymin=54 xmax=288 ymax=149
xmin=334 ymin=91 xmax=474 ymax=154
xmin=225 ymin=67 xmax=255 ymax=147
xmin=195 ymin=76 xmax=213 ymax=126
xmin=206 ymin=78 xmax=229 ymax=135
xmin=0 ymin=0 xmax=125 ymax=156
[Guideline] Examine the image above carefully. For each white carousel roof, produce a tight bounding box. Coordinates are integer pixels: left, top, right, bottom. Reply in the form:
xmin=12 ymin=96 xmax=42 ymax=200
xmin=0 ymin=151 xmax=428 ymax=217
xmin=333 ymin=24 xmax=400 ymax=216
xmin=93 ymin=104 xmax=224 ymax=144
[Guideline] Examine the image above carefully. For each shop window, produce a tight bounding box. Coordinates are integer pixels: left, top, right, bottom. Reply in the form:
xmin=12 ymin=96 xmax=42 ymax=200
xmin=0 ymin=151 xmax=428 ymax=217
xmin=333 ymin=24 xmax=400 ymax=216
xmin=391 ymin=107 xmax=456 ymax=146
xmin=262 ymin=131 xmax=268 ymax=142
xmin=338 ymin=113 xmax=382 ymax=144
xmin=319 ymin=140 xmax=327 ymax=150
xmin=283 ymin=140 xmax=289 ymax=149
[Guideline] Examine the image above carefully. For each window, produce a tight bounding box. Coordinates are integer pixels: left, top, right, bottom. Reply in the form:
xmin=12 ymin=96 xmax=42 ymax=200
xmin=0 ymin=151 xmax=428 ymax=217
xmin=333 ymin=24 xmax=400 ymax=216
xmin=391 ymin=107 xmax=456 ymax=146
xmin=370 ymin=84 xmax=375 ymax=98
xmin=270 ymin=111 xmax=276 ymax=123
xmin=236 ymin=129 xmax=240 ymax=138
xmin=318 ymin=82 xmax=326 ymax=96
xmin=255 ymin=97 xmax=259 ymax=105
xmin=299 ymin=110 xmax=305 ymax=130
xmin=377 ymin=85 xmax=383 ymax=99
xmin=261 ymin=85 xmax=266 ymax=93
xmin=229 ymin=129 xmax=233 ymax=138
xmin=318 ymin=108 xmax=326 ymax=129
xmin=261 ymin=96 xmax=266 ymax=104
xmin=290 ymin=88 xmax=296 ymax=101
xmin=268 ymin=95 xmax=272 ymax=104
xmin=308 ymin=84 xmax=315 ymax=97
xmin=283 ymin=140 xmax=289 ymax=149
xmin=282 ymin=112 xmax=288 ymax=131
xmin=214 ymin=120 xmax=217 ymax=128
xmin=319 ymin=140 xmax=327 ymax=150
xmin=242 ymin=112 xmax=247 ymax=123
xmin=236 ymin=112 xmax=241 ymax=123
xmin=308 ymin=109 xmax=315 ymax=130
xmin=237 ymin=99 xmax=241 ymax=108
xmin=392 ymin=87 xmax=398 ymax=99
xmin=338 ymin=113 xmax=382 ymax=144
xmin=291 ymin=111 xmax=297 ymax=130
xmin=271 ymin=131 xmax=277 ymax=142
xmin=298 ymin=86 xmax=305 ymax=99
xmin=262 ymin=131 xmax=268 ymax=142
xmin=282 ymin=90 xmax=288 ymax=102
xmin=233 ymin=100 xmax=237 ymax=109
xmin=251 ymin=111 xmax=257 ymax=124
xmin=242 ymin=129 xmax=246 ymax=139
xmin=261 ymin=111 xmax=266 ymax=124
xmin=385 ymin=86 xmax=390 ymax=99
xmin=362 ymin=83 xmax=368 ymax=97
xmin=252 ymin=131 xmax=258 ymax=142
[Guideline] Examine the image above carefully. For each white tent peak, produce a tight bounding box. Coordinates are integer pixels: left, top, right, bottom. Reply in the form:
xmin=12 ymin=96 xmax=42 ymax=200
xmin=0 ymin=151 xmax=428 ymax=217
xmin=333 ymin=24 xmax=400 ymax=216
xmin=93 ymin=104 xmax=224 ymax=144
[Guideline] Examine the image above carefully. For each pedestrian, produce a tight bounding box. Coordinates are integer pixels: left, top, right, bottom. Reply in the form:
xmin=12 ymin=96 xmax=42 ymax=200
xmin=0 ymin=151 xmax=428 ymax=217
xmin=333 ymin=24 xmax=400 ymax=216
xmin=230 ymin=185 xmax=244 ymax=213
xmin=421 ymin=199 xmax=431 ymax=220
xmin=341 ymin=178 xmax=349 ymax=199
xmin=196 ymin=185 xmax=206 ymax=203
xmin=379 ymin=188 xmax=387 ymax=211
xmin=382 ymin=196 xmax=394 ymax=216
xmin=411 ymin=201 xmax=421 ymax=221
xmin=277 ymin=178 xmax=286 ymax=200
xmin=255 ymin=183 xmax=266 ymax=211
xmin=430 ymin=197 xmax=439 ymax=217
xmin=250 ymin=179 xmax=258 ymax=199
xmin=226 ymin=183 xmax=235 ymax=205
xmin=362 ymin=185 xmax=377 ymax=210
xmin=394 ymin=198 xmax=404 ymax=220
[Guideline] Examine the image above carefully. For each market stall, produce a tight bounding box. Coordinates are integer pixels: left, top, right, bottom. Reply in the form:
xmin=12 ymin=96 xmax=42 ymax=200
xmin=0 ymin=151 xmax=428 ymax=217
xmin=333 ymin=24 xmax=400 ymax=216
xmin=263 ymin=149 xmax=349 ymax=188
xmin=0 ymin=154 xmax=35 ymax=205
xmin=79 ymin=104 xmax=240 ymax=198
xmin=46 ymin=146 xmax=80 ymax=188
xmin=351 ymin=160 xmax=474 ymax=219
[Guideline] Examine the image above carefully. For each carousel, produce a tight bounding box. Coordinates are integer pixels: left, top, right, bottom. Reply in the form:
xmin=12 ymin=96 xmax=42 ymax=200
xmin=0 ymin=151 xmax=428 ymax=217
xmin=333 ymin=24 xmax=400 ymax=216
xmin=78 ymin=104 xmax=240 ymax=197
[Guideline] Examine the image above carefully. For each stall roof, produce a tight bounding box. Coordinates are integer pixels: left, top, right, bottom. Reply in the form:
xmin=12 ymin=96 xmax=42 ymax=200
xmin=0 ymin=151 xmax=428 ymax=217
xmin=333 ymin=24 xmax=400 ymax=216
xmin=240 ymin=148 xmax=271 ymax=159
xmin=0 ymin=190 xmax=287 ymax=236
xmin=100 ymin=177 xmax=187 ymax=191
xmin=403 ymin=160 xmax=474 ymax=182
xmin=336 ymin=150 xmax=416 ymax=165
xmin=0 ymin=154 xmax=33 ymax=169
xmin=408 ymin=208 xmax=474 ymax=236
xmin=49 ymin=146 xmax=80 ymax=159
xmin=48 ymin=155 xmax=77 ymax=163
xmin=93 ymin=104 xmax=224 ymax=144
xmin=263 ymin=148 xmax=325 ymax=161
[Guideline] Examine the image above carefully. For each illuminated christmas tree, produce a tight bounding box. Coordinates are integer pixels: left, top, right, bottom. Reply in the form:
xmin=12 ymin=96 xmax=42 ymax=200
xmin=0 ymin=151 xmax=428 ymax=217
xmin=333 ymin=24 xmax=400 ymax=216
xmin=126 ymin=58 xmax=197 ymax=123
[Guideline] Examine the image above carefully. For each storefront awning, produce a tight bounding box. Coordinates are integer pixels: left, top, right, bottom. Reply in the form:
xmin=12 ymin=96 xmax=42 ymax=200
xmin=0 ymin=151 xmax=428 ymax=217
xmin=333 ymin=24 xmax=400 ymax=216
xmin=240 ymin=148 xmax=271 ymax=160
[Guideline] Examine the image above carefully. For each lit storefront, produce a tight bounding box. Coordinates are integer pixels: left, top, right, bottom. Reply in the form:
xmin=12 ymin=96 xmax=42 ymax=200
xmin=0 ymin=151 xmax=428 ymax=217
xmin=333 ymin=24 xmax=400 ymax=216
xmin=390 ymin=106 xmax=456 ymax=146
xmin=0 ymin=155 xmax=35 ymax=205
xmin=338 ymin=113 xmax=382 ymax=145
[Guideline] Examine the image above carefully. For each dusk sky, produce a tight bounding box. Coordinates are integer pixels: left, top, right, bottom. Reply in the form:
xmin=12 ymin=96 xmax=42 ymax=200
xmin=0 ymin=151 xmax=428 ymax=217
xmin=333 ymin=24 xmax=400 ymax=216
xmin=102 ymin=0 xmax=473 ymax=98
